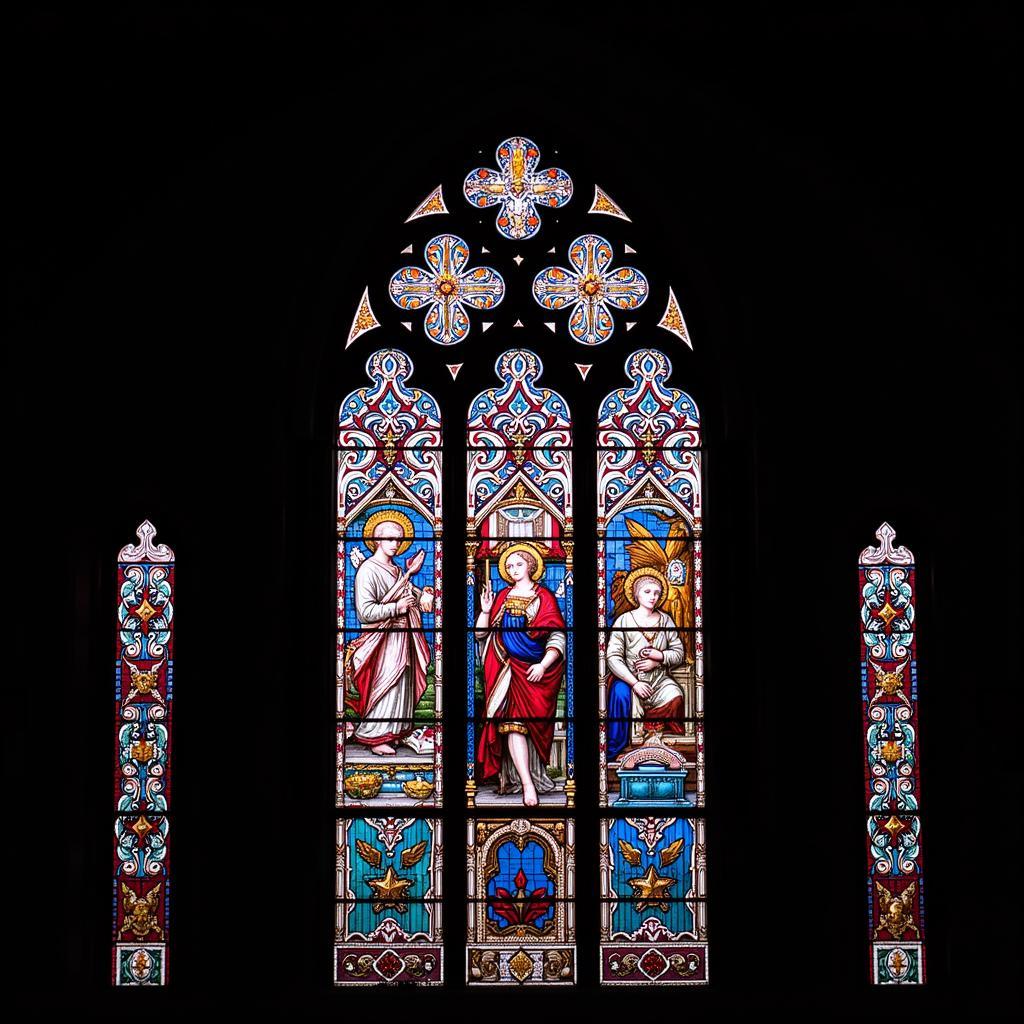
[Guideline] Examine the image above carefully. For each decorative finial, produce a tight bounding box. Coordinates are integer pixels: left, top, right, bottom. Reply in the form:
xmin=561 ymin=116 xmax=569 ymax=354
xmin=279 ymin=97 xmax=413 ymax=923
xmin=119 ymin=520 xmax=174 ymax=563
xmin=859 ymin=522 xmax=914 ymax=565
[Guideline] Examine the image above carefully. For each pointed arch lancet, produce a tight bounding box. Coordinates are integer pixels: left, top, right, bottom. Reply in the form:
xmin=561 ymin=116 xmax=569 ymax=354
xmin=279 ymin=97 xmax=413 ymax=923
xmin=597 ymin=351 xmax=708 ymax=985
xmin=335 ymin=349 xmax=445 ymax=983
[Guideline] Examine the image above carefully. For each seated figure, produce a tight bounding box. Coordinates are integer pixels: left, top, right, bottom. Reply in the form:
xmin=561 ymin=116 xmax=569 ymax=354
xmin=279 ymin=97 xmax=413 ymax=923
xmin=605 ymin=568 xmax=689 ymax=761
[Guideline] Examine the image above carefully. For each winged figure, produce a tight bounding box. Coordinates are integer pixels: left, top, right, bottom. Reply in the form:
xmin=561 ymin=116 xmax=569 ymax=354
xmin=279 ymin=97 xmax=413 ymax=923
xmin=874 ymin=881 xmax=920 ymax=939
xmin=119 ymin=882 xmax=164 ymax=940
xmin=610 ymin=513 xmax=694 ymax=658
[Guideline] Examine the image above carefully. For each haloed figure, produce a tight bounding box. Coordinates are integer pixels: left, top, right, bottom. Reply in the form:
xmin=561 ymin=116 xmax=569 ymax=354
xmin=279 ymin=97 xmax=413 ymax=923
xmin=346 ymin=516 xmax=434 ymax=755
xmin=605 ymin=568 xmax=688 ymax=760
xmin=476 ymin=544 xmax=565 ymax=806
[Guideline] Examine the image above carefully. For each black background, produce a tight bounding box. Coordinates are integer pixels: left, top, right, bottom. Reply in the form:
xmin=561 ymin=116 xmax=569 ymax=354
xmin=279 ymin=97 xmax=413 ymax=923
xmin=9 ymin=6 xmax=1020 ymax=1015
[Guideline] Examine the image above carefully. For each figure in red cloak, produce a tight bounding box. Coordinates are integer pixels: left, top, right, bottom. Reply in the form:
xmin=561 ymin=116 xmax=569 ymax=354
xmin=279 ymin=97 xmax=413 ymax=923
xmin=475 ymin=543 xmax=565 ymax=806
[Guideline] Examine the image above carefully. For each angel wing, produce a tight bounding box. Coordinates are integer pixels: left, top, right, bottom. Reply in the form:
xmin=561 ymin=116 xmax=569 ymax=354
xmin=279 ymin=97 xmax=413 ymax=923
xmin=625 ymin=518 xmax=669 ymax=570
xmin=625 ymin=517 xmax=694 ymax=637
xmin=121 ymin=881 xmax=138 ymax=906
xmin=617 ymin=838 xmax=642 ymax=867
xmin=899 ymin=881 xmax=917 ymax=907
xmin=145 ymin=881 xmax=163 ymax=908
xmin=649 ymin=508 xmax=692 ymax=563
xmin=652 ymin=514 xmax=695 ymax=637
xmin=610 ymin=569 xmax=629 ymax=622
xmin=659 ymin=838 xmax=685 ymax=866
xmin=400 ymin=840 xmax=428 ymax=868
xmin=875 ymin=881 xmax=894 ymax=909
xmin=610 ymin=518 xmax=673 ymax=621
xmin=355 ymin=839 xmax=382 ymax=868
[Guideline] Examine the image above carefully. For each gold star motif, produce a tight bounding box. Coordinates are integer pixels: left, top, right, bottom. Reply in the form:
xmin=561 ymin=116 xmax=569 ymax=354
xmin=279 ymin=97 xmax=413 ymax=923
xmin=882 ymin=816 xmax=906 ymax=840
xmin=366 ymin=865 xmax=414 ymax=913
xmin=878 ymin=602 xmax=898 ymax=627
xmin=131 ymin=815 xmax=154 ymax=840
xmin=627 ymin=864 xmax=675 ymax=912
xmin=136 ymin=599 xmax=157 ymax=624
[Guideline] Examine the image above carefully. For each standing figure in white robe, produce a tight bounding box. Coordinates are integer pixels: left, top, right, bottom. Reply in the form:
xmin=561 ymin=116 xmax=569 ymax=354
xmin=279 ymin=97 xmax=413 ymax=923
xmin=346 ymin=520 xmax=433 ymax=755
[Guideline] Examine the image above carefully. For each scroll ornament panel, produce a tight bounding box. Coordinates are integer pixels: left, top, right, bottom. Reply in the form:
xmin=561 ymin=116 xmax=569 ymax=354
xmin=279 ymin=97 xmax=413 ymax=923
xmin=335 ymin=818 xmax=444 ymax=985
xmin=599 ymin=817 xmax=708 ymax=984
xmin=112 ymin=521 xmax=174 ymax=986
xmin=860 ymin=523 xmax=925 ymax=984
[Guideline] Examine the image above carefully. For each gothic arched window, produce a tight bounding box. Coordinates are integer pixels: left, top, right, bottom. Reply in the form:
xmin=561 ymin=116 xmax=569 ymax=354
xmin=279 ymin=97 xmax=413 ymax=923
xmin=333 ymin=136 xmax=707 ymax=987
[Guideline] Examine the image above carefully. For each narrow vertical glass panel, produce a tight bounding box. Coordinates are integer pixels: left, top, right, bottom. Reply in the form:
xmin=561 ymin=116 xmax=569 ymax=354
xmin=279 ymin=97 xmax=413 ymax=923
xmin=335 ymin=818 xmax=443 ymax=985
xmin=467 ymin=350 xmax=574 ymax=810
xmin=337 ymin=350 xmax=442 ymax=809
xmin=112 ymin=521 xmax=174 ymax=986
xmin=860 ymin=524 xmax=926 ymax=984
xmin=597 ymin=351 xmax=708 ymax=987
xmin=467 ymin=818 xmax=576 ymax=985
xmin=599 ymin=817 xmax=708 ymax=984
xmin=597 ymin=351 xmax=704 ymax=812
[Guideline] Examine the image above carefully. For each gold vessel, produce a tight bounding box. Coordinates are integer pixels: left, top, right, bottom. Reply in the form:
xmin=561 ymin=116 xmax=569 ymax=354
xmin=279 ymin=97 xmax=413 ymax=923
xmin=344 ymin=772 xmax=384 ymax=799
xmin=402 ymin=776 xmax=434 ymax=801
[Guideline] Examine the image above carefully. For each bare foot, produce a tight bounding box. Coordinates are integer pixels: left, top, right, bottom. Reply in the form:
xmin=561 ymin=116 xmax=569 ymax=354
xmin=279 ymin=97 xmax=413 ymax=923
xmin=523 ymin=784 xmax=539 ymax=807
xmin=371 ymin=743 xmax=396 ymax=755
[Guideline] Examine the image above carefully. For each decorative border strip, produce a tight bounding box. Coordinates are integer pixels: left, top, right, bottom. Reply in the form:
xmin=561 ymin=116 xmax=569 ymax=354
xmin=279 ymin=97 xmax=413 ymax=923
xmin=113 ymin=521 xmax=174 ymax=986
xmin=860 ymin=523 xmax=925 ymax=984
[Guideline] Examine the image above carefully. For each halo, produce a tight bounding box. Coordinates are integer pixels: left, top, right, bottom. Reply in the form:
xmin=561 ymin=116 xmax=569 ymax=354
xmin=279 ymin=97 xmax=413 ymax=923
xmin=624 ymin=567 xmax=668 ymax=608
xmin=363 ymin=509 xmax=414 ymax=555
xmin=497 ymin=542 xmax=545 ymax=582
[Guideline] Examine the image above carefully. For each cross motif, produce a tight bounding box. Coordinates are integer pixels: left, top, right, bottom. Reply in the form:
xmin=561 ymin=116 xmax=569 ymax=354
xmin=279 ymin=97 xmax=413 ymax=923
xmin=533 ymin=234 xmax=649 ymax=345
xmin=464 ymin=137 xmax=572 ymax=240
xmin=390 ymin=234 xmax=505 ymax=345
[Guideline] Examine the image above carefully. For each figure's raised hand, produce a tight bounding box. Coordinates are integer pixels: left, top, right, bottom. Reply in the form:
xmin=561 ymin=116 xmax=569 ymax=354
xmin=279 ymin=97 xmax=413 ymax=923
xmin=480 ymin=581 xmax=495 ymax=614
xmin=406 ymin=548 xmax=426 ymax=575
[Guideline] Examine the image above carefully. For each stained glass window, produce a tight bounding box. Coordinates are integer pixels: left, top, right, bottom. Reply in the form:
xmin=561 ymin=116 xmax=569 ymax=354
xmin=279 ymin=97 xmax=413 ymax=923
xmin=112 ymin=521 xmax=174 ymax=986
xmin=860 ymin=523 xmax=926 ymax=984
xmin=337 ymin=133 xmax=704 ymax=988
